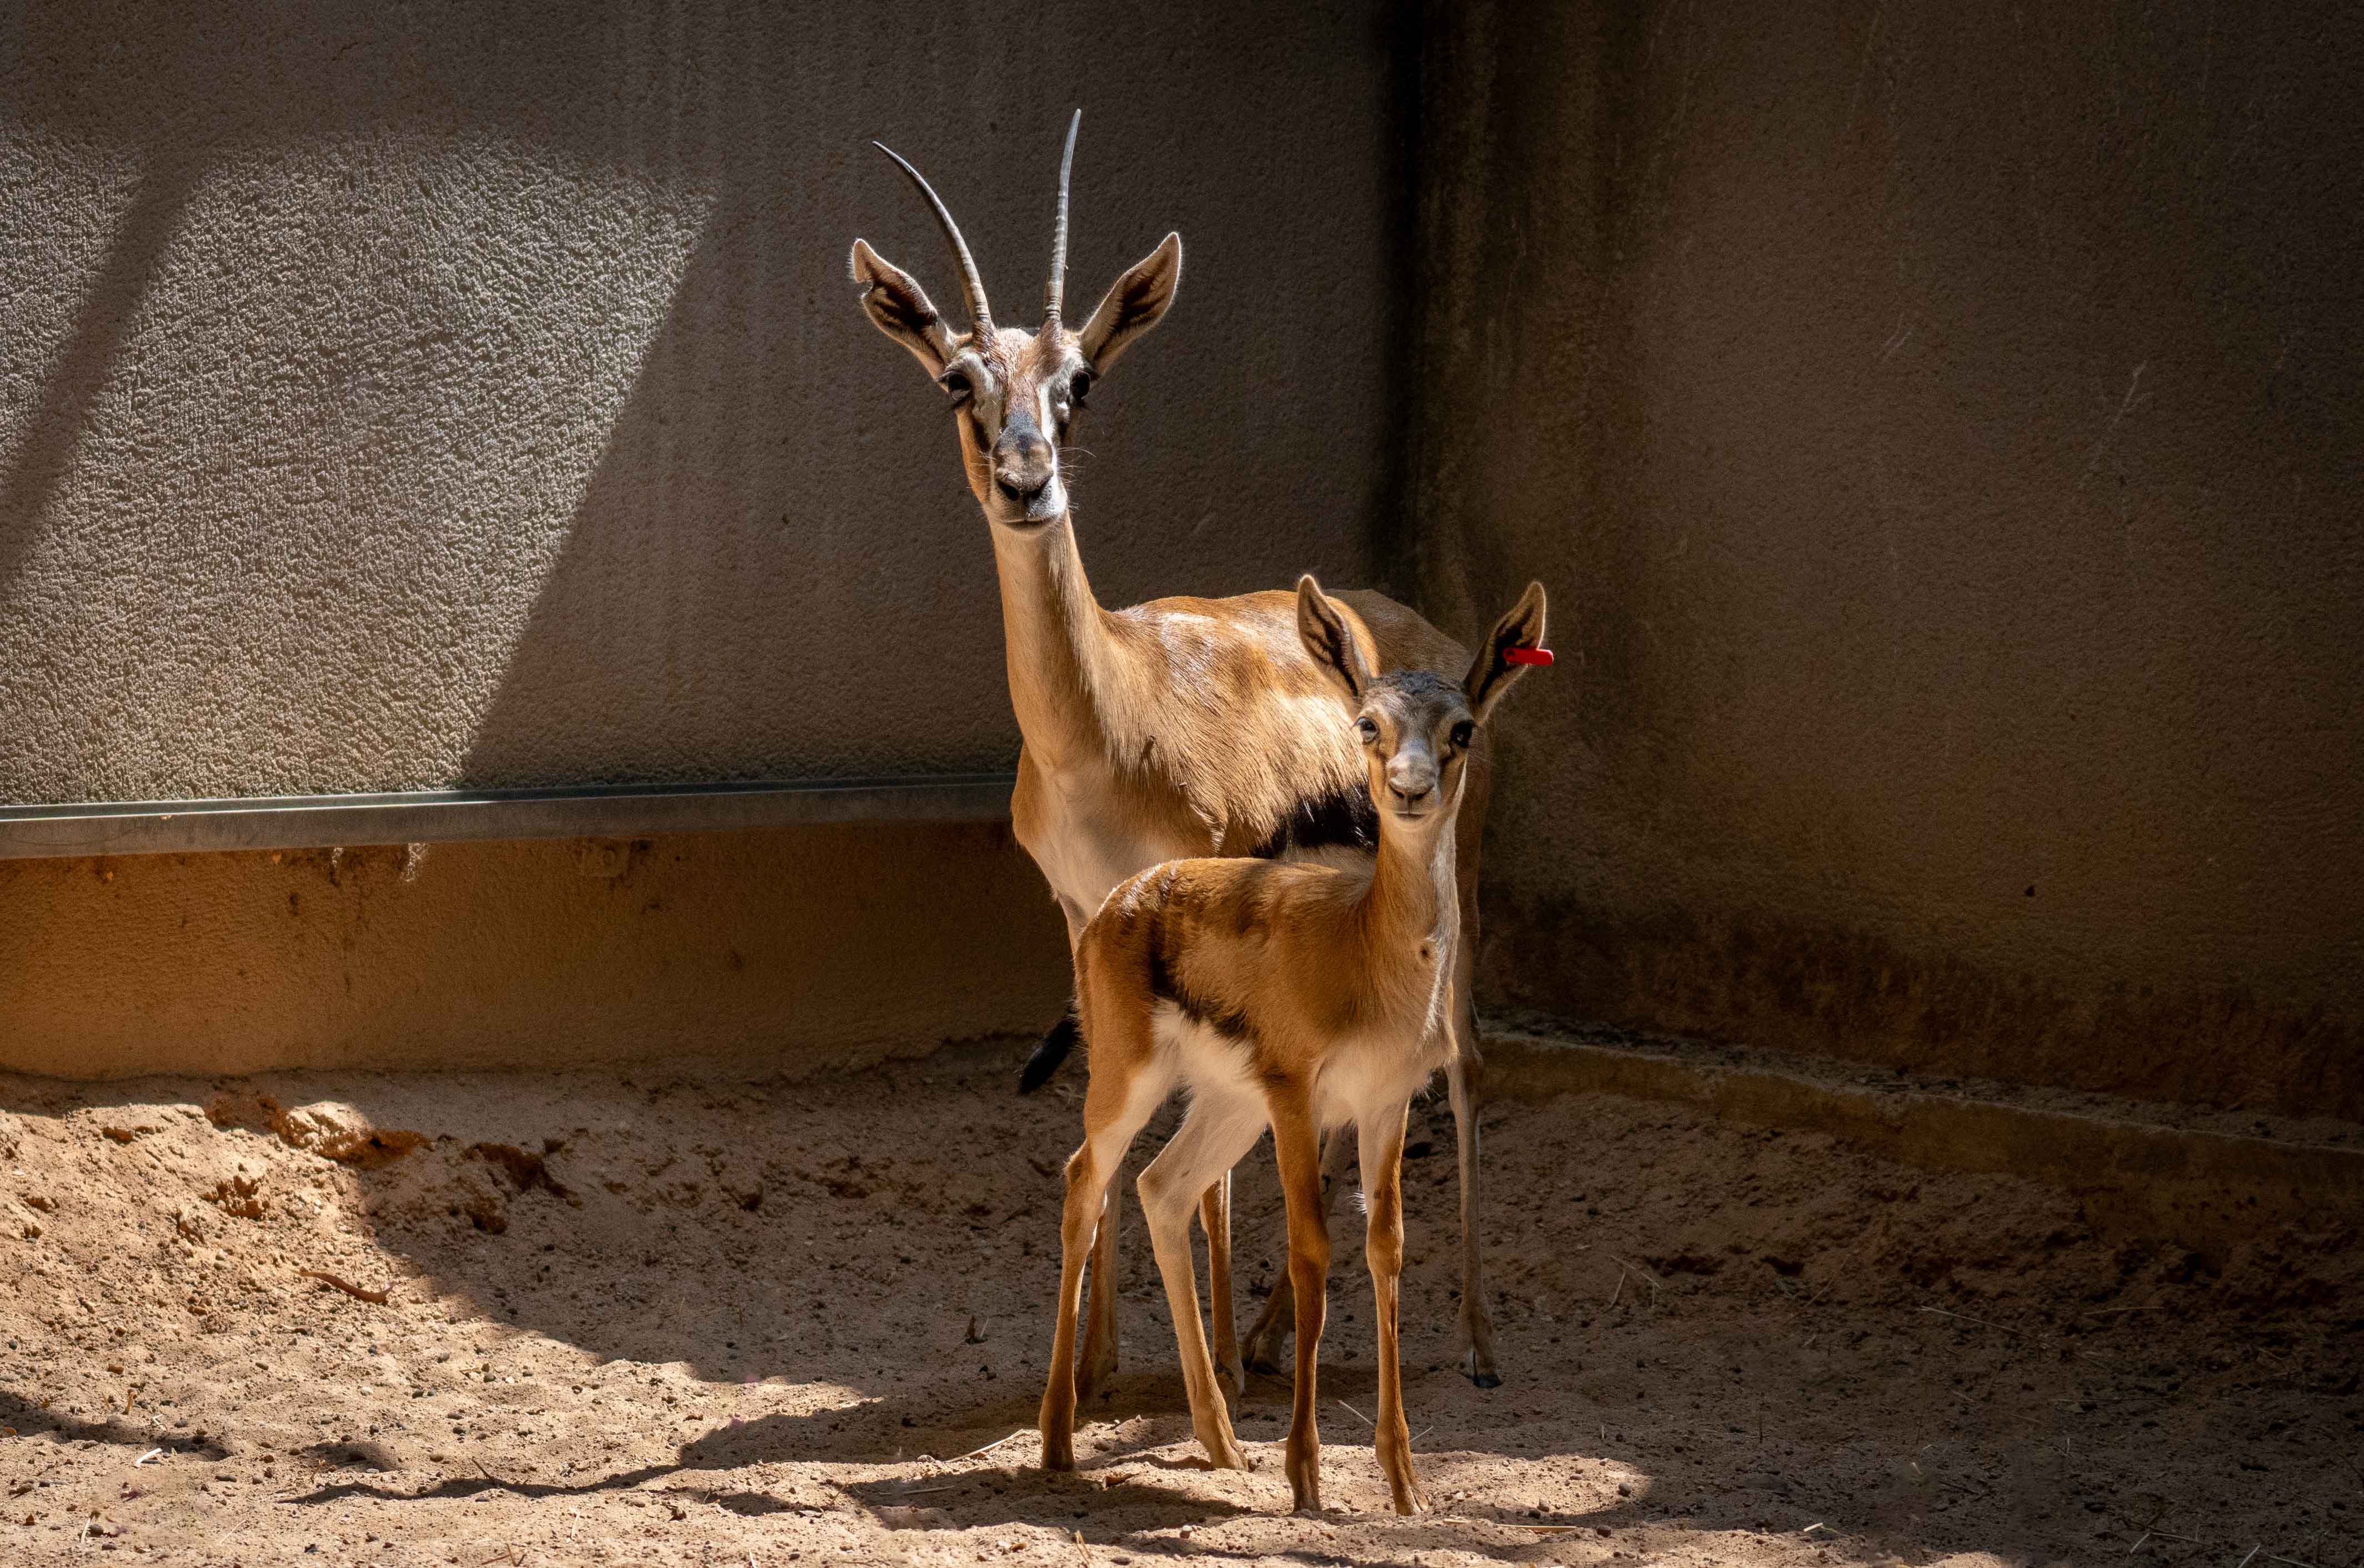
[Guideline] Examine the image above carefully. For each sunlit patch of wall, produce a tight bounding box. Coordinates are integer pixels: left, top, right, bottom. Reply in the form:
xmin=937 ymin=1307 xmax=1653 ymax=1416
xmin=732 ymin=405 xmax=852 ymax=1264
xmin=0 ymin=1 xmax=1407 ymax=806
xmin=2 ymin=139 xmax=710 ymax=801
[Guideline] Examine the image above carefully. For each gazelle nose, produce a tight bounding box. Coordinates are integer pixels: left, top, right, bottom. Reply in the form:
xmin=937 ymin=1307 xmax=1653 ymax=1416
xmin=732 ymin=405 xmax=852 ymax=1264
xmin=1387 ymin=751 xmax=1438 ymax=807
xmin=994 ymin=432 xmax=1054 ymax=500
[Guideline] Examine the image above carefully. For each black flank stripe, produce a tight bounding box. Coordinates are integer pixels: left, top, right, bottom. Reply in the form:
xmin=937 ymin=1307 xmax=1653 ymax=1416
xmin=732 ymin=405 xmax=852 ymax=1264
xmin=1149 ymin=921 xmax=1254 ymax=1041
xmin=1250 ymin=786 xmax=1378 ymax=862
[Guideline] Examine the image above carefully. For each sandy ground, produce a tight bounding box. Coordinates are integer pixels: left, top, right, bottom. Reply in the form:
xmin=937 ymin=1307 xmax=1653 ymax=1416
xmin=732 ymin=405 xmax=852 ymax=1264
xmin=1 ymin=1041 xmax=2357 ymax=1567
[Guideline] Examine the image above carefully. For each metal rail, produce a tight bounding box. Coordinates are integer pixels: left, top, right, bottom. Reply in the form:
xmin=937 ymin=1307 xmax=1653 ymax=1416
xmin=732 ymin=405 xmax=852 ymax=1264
xmin=0 ymin=775 xmax=1019 ymax=860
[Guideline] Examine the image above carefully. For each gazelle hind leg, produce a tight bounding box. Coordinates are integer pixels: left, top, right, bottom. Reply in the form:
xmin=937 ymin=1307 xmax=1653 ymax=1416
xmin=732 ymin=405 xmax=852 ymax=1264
xmin=1040 ymin=1012 xmax=1166 ymax=1469
xmin=1200 ymin=1173 xmax=1245 ymax=1396
xmin=1445 ymin=959 xmax=1499 ymax=1387
xmin=1238 ymin=1181 xmax=1292 ymax=1374
xmin=1240 ymin=1125 xmax=1352 ymax=1375
xmin=1438 ymin=837 xmax=1502 ymax=1390
xmin=1078 ymin=1187 xmax=1121 ymax=1402
xmin=1040 ymin=1141 xmax=1116 ymax=1470
xmin=1138 ymin=1095 xmax=1265 ymax=1470
xmin=1054 ymin=893 xmax=1128 ymax=1408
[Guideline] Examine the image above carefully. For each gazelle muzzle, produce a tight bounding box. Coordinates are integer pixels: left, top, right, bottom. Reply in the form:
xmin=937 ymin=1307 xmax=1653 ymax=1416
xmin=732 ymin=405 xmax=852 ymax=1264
xmin=993 ymin=416 xmax=1063 ymax=521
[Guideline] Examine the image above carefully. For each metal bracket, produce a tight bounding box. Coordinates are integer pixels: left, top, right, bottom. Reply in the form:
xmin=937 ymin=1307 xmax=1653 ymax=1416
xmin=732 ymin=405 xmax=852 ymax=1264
xmin=0 ymin=775 xmax=1019 ymax=860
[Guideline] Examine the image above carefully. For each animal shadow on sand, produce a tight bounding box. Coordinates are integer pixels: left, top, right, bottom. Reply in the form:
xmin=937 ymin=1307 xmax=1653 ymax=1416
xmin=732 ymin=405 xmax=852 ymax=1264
xmin=0 ymin=1390 xmax=231 ymax=1461
xmin=272 ymin=1365 xmax=1428 ymax=1539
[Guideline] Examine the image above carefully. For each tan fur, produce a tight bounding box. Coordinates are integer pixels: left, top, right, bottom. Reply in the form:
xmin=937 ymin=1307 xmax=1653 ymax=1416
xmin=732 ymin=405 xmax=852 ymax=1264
xmin=1037 ymin=580 xmax=1547 ymax=1514
xmin=852 ymin=123 xmax=1509 ymax=1396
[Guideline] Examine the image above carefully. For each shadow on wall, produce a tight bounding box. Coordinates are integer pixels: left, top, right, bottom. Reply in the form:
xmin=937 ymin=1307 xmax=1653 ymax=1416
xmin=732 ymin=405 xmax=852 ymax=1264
xmin=0 ymin=151 xmax=201 ymax=597
xmin=1409 ymin=0 xmax=2364 ymax=1117
xmin=0 ymin=1 xmax=1406 ymax=805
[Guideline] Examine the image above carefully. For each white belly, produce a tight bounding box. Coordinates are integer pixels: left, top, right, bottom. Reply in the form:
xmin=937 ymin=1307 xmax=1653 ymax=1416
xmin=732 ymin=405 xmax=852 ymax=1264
xmin=1150 ymin=1002 xmax=1262 ymax=1099
xmin=1021 ymin=763 xmax=1205 ymax=926
xmin=1151 ymin=1001 xmax=1444 ymax=1147
xmin=1313 ymin=1033 xmax=1444 ymax=1132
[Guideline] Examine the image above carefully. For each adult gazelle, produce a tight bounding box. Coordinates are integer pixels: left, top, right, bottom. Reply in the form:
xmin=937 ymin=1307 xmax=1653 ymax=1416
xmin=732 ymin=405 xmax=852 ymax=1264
xmin=850 ymin=113 xmax=1508 ymax=1393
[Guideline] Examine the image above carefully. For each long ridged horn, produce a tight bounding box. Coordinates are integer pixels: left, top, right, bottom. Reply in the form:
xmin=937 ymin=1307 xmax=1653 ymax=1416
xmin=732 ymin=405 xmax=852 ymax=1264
xmin=872 ymin=140 xmax=993 ymax=334
xmin=1045 ymin=109 xmax=1080 ymax=322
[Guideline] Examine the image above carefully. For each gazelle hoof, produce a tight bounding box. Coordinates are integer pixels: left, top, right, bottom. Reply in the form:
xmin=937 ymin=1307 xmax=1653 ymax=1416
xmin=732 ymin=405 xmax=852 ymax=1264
xmin=1463 ymin=1348 xmax=1502 ymax=1389
xmin=1240 ymin=1323 xmax=1288 ymax=1376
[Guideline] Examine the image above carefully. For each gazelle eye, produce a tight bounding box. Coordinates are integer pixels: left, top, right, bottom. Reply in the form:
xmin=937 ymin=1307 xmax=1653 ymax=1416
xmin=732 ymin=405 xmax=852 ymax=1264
xmin=1449 ymin=721 xmax=1475 ymax=749
xmin=937 ymin=369 xmax=973 ymax=403
xmin=1356 ymin=717 xmax=1379 ymax=743
xmin=1068 ymin=370 xmax=1093 ymax=407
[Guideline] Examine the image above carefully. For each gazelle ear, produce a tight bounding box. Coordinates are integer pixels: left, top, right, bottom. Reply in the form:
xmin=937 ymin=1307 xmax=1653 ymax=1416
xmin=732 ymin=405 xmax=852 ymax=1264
xmin=1464 ymin=581 xmax=1549 ymax=724
xmin=1079 ymin=232 xmax=1181 ymax=373
xmin=1296 ymin=574 xmax=1374 ymax=705
xmin=851 ymin=239 xmax=955 ymax=376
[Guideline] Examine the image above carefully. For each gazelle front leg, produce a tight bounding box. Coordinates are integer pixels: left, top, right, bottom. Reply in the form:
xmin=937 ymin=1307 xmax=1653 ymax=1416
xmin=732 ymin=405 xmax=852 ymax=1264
xmin=1268 ymin=1093 xmax=1332 ymax=1514
xmin=1358 ymin=1101 xmax=1432 ymax=1514
xmin=1240 ymin=1127 xmax=1353 ymax=1375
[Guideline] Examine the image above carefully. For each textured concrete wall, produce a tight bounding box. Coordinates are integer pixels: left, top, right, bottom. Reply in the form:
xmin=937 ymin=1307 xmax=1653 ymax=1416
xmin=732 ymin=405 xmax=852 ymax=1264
xmin=16 ymin=1 xmax=2359 ymax=1112
xmin=1413 ymin=1 xmax=2364 ymax=1118
xmin=0 ymin=0 xmax=1404 ymax=802
xmin=0 ymin=823 xmax=1069 ymax=1079
xmin=0 ymin=2 xmax=1398 ymax=1076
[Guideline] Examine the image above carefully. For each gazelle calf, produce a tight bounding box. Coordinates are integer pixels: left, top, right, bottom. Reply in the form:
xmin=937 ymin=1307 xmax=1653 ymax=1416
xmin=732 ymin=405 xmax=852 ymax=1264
xmin=1040 ymin=577 xmax=1548 ymax=1515
xmin=851 ymin=112 xmax=1509 ymax=1395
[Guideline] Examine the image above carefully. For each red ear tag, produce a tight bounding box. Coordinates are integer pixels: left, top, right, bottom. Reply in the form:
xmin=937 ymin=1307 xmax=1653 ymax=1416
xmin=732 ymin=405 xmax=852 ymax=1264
xmin=1504 ymin=647 xmax=1554 ymax=667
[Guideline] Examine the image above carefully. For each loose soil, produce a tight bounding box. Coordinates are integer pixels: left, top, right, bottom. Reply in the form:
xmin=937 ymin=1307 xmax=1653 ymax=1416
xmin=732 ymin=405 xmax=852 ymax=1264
xmin=1 ymin=1041 xmax=2356 ymax=1566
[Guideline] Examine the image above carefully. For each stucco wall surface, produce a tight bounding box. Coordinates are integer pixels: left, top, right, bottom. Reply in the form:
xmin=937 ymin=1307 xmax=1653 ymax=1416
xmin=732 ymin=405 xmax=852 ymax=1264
xmin=0 ymin=823 xmax=1069 ymax=1080
xmin=1413 ymin=1 xmax=2364 ymax=1118
xmin=0 ymin=0 xmax=1403 ymax=804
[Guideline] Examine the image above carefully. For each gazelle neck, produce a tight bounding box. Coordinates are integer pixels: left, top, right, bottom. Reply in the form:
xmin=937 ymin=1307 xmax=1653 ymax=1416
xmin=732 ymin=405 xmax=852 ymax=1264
xmin=988 ymin=511 xmax=1113 ymax=770
xmin=1363 ymin=797 xmax=1462 ymax=961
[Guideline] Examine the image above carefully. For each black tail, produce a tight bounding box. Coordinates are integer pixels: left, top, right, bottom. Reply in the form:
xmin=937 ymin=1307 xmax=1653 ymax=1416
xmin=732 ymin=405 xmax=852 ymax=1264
xmin=1018 ymin=1005 xmax=1080 ymax=1094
